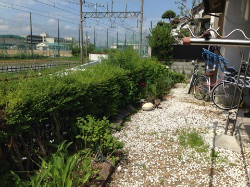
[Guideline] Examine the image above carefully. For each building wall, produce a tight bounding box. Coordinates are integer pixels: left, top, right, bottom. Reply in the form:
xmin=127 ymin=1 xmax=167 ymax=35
xmin=2 ymin=49 xmax=72 ymax=57
xmin=221 ymin=0 xmax=249 ymax=69
xmin=221 ymin=0 xmax=250 ymax=106
xmin=89 ymin=53 xmax=108 ymax=61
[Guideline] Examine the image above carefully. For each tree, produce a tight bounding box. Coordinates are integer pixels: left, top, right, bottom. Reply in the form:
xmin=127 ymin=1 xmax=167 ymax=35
xmin=148 ymin=23 xmax=175 ymax=62
xmin=162 ymin=10 xmax=176 ymax=22
xmin=175 ymin=0 xmax=197 ymax=24
xmin=69 ymin=43 xmax=95 ymax=57
xmin=69 ymin=43 xmax=80 ymax=56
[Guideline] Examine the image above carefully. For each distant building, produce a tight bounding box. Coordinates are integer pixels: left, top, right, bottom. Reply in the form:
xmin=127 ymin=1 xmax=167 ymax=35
xmin=0 ymin=35 xmax=26 ymax=49
xmin=21 ymin=32 xmax=75 ymax=50
xmin=36 ymin=42 xmax=70 ymax=51
xmin=110 ymin=42 xmax=139 ymax=50
xmin=21 ymin=34 xmax=43 ymax=46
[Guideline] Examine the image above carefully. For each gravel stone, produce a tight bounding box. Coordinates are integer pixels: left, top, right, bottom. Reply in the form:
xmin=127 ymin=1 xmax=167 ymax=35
xmin=109 ymin=83 xmax=250 ymax=187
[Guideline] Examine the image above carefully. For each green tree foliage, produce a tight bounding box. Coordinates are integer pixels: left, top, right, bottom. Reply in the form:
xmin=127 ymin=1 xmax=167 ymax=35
xmin=69 ymin=43 xmax=95 ymax=57
xmin=0 ymin=49 xmax=185 ymax=185
xmin=175 ymin=0 xmax=197 ymax=24
xmin=148 ymin=24 xmax=175 ymax=62
xmin=162 ymin=10 xmax=176 ymax=22
xmin=69 ymin=43 xmax=80 ymax=56
xmin=76 ymin=116 xmax=123 ymax=156
xmin=177 ymin=29 xmax=190 ymax=41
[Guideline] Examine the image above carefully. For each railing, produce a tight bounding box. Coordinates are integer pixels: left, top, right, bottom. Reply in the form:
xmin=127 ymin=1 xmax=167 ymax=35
xmin=0 ymin=62 xmax=79 ymax=73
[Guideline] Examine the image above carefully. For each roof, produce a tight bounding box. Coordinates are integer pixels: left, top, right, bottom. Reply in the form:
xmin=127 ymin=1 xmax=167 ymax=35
xmin=0 ymin=35 xmax=26 ymax=40
xmin=36 ymin=42 xmax=65 ymax=47
xmin=203 ymin=0 xmax=225 ymax=13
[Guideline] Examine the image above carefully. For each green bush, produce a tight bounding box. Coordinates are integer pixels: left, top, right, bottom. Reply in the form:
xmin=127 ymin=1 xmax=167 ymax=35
xmin=0 ymin=48 xmax=185 ymax=180
xmin=76 ymin=115 xmax=123 ymax=156
xmin=29 ymin=141 xmax=95 ymax=187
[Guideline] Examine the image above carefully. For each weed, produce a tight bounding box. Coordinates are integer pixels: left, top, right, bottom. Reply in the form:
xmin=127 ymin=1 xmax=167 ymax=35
xmin=184 ymin=117 xmax=188 ymax=125
xmin=136 ymin=126 xmax=140 ymax=130
xmin=173 ymin=129 xmax=180 ymax=136
xmin=202 ymin=101 xmax=206 ymax=106
xmin=116 ymin=124 xmax=122 ymax=131
xmin=229 ymin=163 xmax=237 ymax=167
xmin=210 ymin=148 xmax=219 ymax=158
xmin=177 ymin=154 xmax=182 ymax=160
xmin=151 ymin=131 xmax=157 ymax=135
xmin=124 ymin=116 xmax=131 ymax=122
xmin=141 ymin=164 xmax=148 ymax=171
xmin=178 ymin=130 xmax=208 ymax=153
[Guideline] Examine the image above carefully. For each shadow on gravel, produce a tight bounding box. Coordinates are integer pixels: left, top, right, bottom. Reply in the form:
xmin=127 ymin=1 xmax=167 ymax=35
xmin=235 ymin=126 xmax=250 ymax=186
xmin=209 ymin=121 xmax=218 ymax=187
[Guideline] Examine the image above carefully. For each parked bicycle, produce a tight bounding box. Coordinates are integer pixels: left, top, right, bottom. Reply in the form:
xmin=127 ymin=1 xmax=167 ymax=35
xmin=193 ymin=48 xmax=242 ymax=110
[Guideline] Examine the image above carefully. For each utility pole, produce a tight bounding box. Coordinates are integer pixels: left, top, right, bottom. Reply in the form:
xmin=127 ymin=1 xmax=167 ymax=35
xmin=85 ymin=30 xmax=88 ymax=63
xmin=30 ymin=12 xmax=33 ymax=58
xmin=78 ymin=24 xmax=80 ymax=47
xmin=80 ymin=0 xmax=83 ymax=64
xmin=117 ymin=31 xmax=118 ymax=49
xmin=107 ymin=28 xmax=109 ymax=48
xmin=139 ymin=0 xmax=144 ymax=57
xmin=124 ymin=32 xmax=127 ymax=50
xmin=57 ymin=19 xmax=60 ymax=57
xmin=94 ymin=27 xmax=96 ymax=47
xmin=133 ymin=31 xmax=135 ymax=49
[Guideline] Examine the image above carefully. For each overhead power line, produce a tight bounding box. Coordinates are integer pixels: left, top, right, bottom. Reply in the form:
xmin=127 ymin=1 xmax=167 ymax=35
xmin=33 ymin=0 xmax=79 ymax=16
xmin=0 ymin=1 xmax=79 ymax=22
xmin=0 ymin=4 xmax=79 ymax=26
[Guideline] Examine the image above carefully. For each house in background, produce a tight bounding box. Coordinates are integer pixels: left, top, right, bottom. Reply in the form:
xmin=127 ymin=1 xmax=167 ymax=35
xmin=172 ymin=2 xmax=221 ymax=43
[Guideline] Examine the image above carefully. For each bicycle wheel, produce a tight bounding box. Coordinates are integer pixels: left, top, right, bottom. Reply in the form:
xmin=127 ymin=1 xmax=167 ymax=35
xmin=188 ymin=74 xmax=195 ymax=94
xmin=194 ymin=76 xmax=208 ymax=100
xmin=212 ymin=82 xmax=242 ymax=110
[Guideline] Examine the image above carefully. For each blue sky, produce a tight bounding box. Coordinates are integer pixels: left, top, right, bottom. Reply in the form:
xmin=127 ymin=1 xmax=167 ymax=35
xmin=0 ymin=0 xmax=186 ymax=46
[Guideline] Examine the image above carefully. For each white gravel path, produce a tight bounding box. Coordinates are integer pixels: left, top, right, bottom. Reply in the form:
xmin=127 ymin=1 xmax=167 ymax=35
xmin=109 ymin=83 xmax=250 ymax=187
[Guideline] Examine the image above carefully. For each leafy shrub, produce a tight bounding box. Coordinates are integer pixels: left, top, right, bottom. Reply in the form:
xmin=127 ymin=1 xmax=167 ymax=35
xmin=76 ymin=115 xmax=123 ymax=156
xmin=29 ymin=141 xmax=96 ymax=187
xmin=0 ymin=48 xmax=185 ymax=177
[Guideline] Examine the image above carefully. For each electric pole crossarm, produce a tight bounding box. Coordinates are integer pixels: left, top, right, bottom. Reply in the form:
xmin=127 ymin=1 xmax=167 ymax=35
xmin=83 ymin=12 xmax=140 ymax=18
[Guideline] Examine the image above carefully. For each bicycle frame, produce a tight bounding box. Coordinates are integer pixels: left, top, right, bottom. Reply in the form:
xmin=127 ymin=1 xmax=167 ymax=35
xmin=203 ymin=71 xmax=227 ymax=96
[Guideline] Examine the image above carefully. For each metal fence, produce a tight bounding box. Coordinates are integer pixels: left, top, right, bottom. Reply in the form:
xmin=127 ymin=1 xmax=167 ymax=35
xmin=173 ymin=45 xmax=208 ymax=61
xmin=0 ymin=62 xmax=79 ymax=73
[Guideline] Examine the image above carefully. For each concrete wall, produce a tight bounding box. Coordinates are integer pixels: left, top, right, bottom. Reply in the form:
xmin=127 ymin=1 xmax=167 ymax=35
xmin=2 ymin=49 xmax=72 ymax=57
xmin=171 ymin=61 xmax=205 ymax=75
xmin=89 ymin=53 xmax=108 ymax=61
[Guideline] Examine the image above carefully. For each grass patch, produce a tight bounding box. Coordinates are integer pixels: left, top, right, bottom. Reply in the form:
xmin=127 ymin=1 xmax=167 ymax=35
xmin=178 ymin=130 xmax=209 ymax=153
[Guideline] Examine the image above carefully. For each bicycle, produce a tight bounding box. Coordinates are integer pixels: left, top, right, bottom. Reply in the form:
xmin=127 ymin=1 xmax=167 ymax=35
xmin=188 ymin=63 xmax=199 ymax=94
xmin=193 ymin=49 xmax=242 ymax=110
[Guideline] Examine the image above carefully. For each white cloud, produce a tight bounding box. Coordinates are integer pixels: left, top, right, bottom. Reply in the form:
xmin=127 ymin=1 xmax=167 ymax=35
xmin=48 ymin=18 xmax=56 ymax=24
xmin=15 ymin=13 xmax=30 ymax=19
xmin=20 ymin=26 xmax=30 ymax=33
xmin=0 ymin=25 xmax=9 ymax=30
